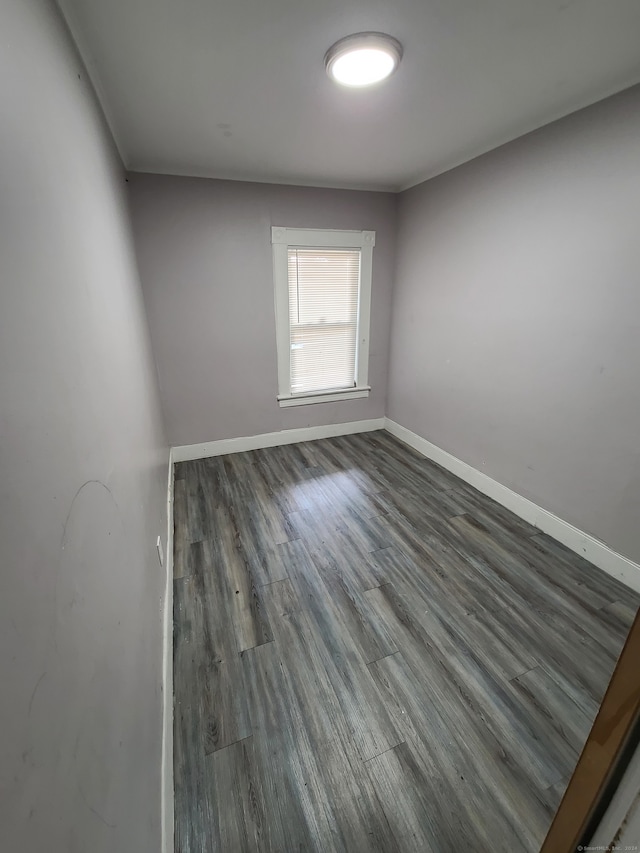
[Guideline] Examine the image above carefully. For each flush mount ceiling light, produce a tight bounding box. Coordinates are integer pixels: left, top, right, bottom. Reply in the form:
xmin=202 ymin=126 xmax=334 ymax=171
xmin=325 ymin=32 xmax=403 ymax=88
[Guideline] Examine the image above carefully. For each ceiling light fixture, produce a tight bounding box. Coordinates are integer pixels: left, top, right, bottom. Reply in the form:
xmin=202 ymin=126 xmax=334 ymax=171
xmin=325 ymin=32 xmax=403 ymax=88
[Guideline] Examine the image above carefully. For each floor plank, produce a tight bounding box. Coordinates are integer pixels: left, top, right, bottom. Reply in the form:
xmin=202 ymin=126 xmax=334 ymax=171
xmin=173 ymin=430 xmax=639 ymax=852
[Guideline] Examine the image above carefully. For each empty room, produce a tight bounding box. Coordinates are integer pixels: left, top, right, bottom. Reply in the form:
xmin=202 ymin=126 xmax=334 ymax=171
xmin=2 ymin=0 xmax=640 ymax=851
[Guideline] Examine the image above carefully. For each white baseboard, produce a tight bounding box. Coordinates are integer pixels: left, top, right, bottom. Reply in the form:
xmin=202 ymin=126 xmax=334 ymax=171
xmin=170 ymin=415 xmax=640 ymax=592
xmin=161 ymin=447 xmax=174 ymax=853
xmin=384 ymin=418 xmax=640 ymax=593
xmin=172 ymin=418 xmax=386 ymax=463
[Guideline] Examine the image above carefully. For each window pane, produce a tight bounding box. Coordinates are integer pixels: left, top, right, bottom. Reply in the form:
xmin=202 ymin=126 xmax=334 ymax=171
xmin=288 ymin=248 xmax=361 ymax=393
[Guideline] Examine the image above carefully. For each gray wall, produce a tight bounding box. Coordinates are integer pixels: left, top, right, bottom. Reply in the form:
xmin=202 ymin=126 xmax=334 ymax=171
xmin=128 ymin=174 xmax=397 ymax=446
xmin=0 ymin=1 xmax=168 ymax=850
xmin=388 ymin=84 xmax=640 ymax=564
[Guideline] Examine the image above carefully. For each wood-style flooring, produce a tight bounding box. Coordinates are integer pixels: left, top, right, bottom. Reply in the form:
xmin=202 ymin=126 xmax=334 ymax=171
xmin=173 ymin=430 xmax=639 ymax=852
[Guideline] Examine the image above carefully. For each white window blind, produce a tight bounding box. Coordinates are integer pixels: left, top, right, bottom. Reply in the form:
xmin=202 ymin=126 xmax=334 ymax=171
xmin=287 ymin=248 xmax=361 ymax=395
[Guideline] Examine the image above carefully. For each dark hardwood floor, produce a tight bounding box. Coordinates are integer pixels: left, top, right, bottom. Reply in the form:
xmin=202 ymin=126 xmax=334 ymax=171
xmin=172 ymin=430 xmax=638 ymax=852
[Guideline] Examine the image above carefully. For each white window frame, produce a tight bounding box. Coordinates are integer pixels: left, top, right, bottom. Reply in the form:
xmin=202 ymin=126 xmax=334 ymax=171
xmin=272 ymin=226 xmax=375 ymax=407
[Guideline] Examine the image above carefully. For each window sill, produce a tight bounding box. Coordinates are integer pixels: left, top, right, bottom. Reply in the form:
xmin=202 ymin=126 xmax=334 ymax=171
xmin=277 ymin=386 xmax=371 ymax=408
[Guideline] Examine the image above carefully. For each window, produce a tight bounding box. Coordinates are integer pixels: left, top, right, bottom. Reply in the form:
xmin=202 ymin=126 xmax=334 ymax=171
xmin=272 ymin=227 xmax=375 ymax=407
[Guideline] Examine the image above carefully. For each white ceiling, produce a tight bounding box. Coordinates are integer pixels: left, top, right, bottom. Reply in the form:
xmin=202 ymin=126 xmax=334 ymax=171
xmin=58 ymin=0 xmax=640 ymax=192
